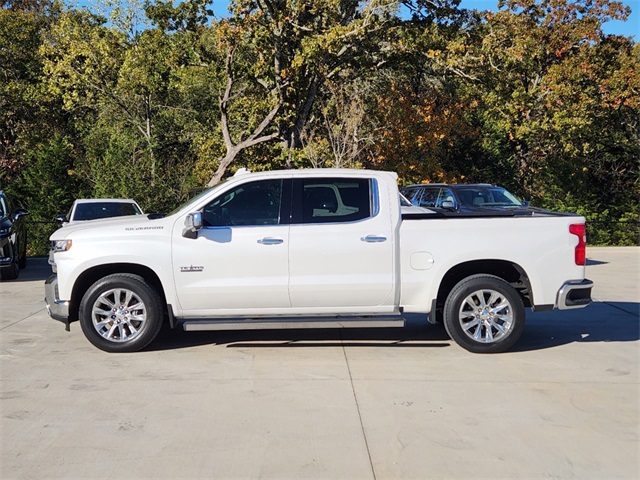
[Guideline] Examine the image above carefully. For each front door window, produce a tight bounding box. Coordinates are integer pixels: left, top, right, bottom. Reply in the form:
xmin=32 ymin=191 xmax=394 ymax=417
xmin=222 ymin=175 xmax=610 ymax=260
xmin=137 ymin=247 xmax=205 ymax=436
xmin=203 ymin=179 xmax=283 ymax=227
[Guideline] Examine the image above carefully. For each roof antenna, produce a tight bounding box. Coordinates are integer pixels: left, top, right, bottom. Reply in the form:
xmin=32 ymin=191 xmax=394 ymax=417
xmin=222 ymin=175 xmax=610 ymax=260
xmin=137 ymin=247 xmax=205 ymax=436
xmin=234 ymin=168 xmax=251 ymax=176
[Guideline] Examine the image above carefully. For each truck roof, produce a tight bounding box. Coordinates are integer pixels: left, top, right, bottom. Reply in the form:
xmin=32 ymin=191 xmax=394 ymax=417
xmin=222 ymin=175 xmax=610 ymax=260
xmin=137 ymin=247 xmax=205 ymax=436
xmin=403 ymin=183 xmax=495 ymax=188
xmin=231 ymin=168 xmax=398 ymax=180
xmin=73 ymin=198 xmax=139 ymax=204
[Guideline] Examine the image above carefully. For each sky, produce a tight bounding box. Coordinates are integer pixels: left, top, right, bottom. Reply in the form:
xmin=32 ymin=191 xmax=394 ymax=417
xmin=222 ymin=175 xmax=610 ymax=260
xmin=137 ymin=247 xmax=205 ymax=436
xmin=459 ymin=0 xmax=639 ymax=39
xmin=205 ymin=0 xmax=639 ymax=39
xmin=75 ymin=0 xmax=639 ymax=40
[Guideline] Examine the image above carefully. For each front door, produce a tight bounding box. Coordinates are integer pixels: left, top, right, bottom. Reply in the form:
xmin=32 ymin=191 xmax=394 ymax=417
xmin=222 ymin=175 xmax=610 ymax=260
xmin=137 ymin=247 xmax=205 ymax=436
xmin=173 ymin=178 xmax=291 ymax=316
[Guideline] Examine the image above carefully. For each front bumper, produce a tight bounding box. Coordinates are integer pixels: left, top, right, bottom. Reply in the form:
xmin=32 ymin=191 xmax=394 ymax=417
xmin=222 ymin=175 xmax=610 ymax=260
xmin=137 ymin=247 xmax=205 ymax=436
xmin=0 ymin=237 xmax=14 ymax=266
xmin=44 ymin=274 xmax=70 ymax=324
xmin=557 ymin=279 xmax=594 ymax=310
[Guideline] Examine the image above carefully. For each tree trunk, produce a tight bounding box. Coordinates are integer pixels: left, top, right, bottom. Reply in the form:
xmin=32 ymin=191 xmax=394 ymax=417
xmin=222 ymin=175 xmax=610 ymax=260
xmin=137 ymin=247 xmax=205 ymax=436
xmin=207 ymin=148 xmax=240 ymax=187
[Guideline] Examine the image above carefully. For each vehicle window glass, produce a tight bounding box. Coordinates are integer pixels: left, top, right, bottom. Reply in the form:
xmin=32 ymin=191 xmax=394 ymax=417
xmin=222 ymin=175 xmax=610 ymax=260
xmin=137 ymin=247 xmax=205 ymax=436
xmin=488 ymin=188 xmax=523 ymax=206
xmin=456 ymin=189 xmax=473 ymax=206
xmin=74 ymin=202 xmax=139 ymax=221
xmin=399 ymin=194 xmax=413 ymax=207
xmin=168 ymin=185 xmax=218 ymax=216
xmin=402 ymin=187 xmax=418 ymax=204
xmin=459 ymin=189 xmax=487 ymax=206
xmin=436 ymin=188 xmax=456 ymax=207
xmin=120 ymin=203 xmax=142 ymax=215
xmin=302 ymin=178 xmax=371 ymax=223
xmin=203 ymin=179 xmax=282 ymax=227
xmin=418 ymin=188 xmax=438 ymax=208
xmin=0 ymin=196 xmax=7 ymax=217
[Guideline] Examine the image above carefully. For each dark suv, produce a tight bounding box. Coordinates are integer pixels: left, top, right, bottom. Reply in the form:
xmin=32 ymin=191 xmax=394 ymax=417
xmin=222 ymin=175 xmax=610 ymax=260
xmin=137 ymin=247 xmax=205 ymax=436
xmin=401 ymin=183 xmax=541 ymax=215
xmin=0 ymin=191 xmax=28 ymax=280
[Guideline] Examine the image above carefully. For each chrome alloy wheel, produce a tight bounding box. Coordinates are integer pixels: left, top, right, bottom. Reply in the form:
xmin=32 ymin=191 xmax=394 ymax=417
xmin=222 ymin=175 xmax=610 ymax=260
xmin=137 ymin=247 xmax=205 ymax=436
xmin=458 ymin=288 xmax=514 ymax=344
xmin=91 ymin=288 xmax=147 ymax=343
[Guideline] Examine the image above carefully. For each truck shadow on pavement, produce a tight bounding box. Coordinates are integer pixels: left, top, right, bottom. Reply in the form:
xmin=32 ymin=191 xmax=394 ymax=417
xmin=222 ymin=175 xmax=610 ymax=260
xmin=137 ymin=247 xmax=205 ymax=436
xmin=150 ymin=302 xmax=639 ymax=352
xmin=151 ymin=314 xmax=453 ymax=351
xmin=511 ymin=301 xmax=639 ymax=352
xmin=586 ymin=259 xmax=608 ymax=266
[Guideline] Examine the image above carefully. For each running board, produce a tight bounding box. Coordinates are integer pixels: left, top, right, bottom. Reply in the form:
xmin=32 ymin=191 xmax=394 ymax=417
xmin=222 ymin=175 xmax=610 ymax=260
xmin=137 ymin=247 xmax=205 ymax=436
xmin=182 ymin=316 xmax=405 ymax=332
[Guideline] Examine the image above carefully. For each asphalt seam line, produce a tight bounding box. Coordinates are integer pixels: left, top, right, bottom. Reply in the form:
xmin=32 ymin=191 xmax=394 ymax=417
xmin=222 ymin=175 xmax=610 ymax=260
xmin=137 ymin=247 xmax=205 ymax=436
xmin=340 ymin=331 xmax=377 ymax=480
xmin=0 ymin=307 xmax=45 ymax=331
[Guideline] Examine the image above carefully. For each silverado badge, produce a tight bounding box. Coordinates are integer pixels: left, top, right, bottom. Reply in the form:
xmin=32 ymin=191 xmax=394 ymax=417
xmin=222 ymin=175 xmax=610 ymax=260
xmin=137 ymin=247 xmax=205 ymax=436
xmin=180 ymin=265 xmax=204 ymax=272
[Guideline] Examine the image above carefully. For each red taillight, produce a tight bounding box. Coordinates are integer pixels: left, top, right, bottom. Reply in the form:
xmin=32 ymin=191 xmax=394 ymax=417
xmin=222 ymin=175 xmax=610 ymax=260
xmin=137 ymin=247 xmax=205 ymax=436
xmin=570 ymin=223 xmax=587 ymax=266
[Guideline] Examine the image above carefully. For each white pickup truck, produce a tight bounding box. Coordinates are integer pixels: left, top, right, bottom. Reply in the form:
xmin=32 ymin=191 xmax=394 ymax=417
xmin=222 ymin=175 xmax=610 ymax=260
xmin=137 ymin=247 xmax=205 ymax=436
xmin=45 ymin=169 xmax=593 ymax=353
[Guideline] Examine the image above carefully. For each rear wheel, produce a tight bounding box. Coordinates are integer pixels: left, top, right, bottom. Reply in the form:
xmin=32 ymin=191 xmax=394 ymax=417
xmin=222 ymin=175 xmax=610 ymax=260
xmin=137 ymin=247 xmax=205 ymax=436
xmin=79 ymin=274 xmax=164 ymax=353
xmin=443 ymin=275 xmax=525 ymax=353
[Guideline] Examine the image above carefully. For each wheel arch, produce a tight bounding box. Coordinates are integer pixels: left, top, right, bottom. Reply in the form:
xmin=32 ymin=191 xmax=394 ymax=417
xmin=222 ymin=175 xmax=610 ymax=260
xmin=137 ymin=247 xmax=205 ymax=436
xmin=432 ymin=259 xmax=532 ymax=321
xmin=69 ymin=263 xmax=167 ymax=322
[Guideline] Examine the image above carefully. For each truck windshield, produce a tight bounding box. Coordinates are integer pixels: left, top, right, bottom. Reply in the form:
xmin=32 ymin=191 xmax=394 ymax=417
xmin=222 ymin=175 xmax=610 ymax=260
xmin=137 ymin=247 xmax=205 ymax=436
xmin=167 ymin=180 xmax=229 ymax=216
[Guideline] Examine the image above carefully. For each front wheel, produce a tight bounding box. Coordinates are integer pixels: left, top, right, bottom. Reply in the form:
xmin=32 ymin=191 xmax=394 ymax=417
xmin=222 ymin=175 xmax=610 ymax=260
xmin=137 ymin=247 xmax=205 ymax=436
xmin=443 ymin=275 xmax=525 ymax=353
xmin=79 ymin=274 xmax=164 ymax=353
xmin=18 ymin=236 xmax=27 ymax=269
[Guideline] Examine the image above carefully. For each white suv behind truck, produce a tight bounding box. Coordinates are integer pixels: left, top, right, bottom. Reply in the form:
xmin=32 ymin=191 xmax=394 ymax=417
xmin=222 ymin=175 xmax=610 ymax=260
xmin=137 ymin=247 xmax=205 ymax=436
xmin=56 ymin=198 xmax=143 ymax=225
xmin=45 ymin=169 xmax=593 ymax=353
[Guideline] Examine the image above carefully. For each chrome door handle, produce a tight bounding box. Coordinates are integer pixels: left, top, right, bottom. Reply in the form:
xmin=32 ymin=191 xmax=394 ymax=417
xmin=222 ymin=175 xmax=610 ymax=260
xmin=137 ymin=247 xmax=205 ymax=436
xmin=257 ymin=237 xmax=284 ymax=245
xmin=361 ymin=235 xmax=387 ymax=243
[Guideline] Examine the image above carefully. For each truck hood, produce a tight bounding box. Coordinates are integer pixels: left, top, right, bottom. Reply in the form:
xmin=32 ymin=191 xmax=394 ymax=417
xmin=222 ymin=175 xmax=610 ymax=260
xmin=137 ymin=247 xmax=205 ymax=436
xmin=50 ymin=214 xmax=174 ymax=240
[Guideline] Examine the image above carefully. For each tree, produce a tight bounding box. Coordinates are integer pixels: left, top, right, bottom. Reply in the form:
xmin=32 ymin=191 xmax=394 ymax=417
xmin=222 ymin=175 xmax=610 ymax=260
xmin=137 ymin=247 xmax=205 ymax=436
xmin=0 ymin=1 xmax=85 ymax=255
xmin=147 ymin=0 xmax=399 ymax=185
xmin=465 ymin=1 xmax=630 ymax=182
xmin=463 ymin=0 xmax=638 ymax=242
xmin=40 ymin=6 xmax=201 ymax=211
xmin=0 ymin=1 xmax=55 ymax=182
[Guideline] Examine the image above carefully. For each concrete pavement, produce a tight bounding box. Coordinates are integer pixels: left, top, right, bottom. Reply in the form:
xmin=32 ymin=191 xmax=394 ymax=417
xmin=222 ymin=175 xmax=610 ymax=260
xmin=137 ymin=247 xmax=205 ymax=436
xmin=1 ymin=247 xmax=638 ymax=479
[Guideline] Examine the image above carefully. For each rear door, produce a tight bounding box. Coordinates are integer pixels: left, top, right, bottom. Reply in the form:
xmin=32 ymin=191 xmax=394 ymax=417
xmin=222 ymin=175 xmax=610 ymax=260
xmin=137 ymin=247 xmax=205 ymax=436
xmin=288 ymin=176 xmax=396 ymax=312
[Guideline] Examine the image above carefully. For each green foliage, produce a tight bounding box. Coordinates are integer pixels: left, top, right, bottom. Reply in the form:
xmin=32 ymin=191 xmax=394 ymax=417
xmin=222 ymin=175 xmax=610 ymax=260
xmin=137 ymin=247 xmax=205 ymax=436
xmin=471 ymin=1 xmax=638 ymax=245
xmin=0 ymin=6 xmax=51 ymax=181
xmin=2 ymin=0 xmax=638 ymax=255
xmin=13 ymin=135 xmax=85 ymax=255
xmin=145 ymin=0 xmax=213 ymax=32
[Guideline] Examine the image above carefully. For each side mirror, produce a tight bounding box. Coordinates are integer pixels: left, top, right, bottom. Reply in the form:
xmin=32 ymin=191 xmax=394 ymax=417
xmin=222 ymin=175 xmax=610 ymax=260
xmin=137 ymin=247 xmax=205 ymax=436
xmin=182 ymin=212 xmax=203 ymax=239
xmin=13 ymin=209 xmax=28 ymax=220
xmin=521 ymin=200 xmax=530 ymax=207
xmin=441 ymin=200 xmax=456 ymax=210
xmin=55 ymin=213 xmax=67 ymax=223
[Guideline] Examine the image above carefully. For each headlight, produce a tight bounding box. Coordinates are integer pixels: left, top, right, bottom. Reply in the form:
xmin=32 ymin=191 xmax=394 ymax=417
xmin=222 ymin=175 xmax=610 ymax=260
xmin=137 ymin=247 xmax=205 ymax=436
xmin=0 ymin=228 xmax=8 ymax=236
xmin=50 ymin=239 xmax=72 ymax=252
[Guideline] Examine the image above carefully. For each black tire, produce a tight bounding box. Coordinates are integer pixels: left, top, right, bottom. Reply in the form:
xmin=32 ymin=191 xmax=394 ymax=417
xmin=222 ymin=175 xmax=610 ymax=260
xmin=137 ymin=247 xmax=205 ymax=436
xmin=1 ymin=257 xmax=19 ymax=280
xmin=443 ymin=274 xmax=525 ymax=353
xmin=18 ymin=240 xmax=27 ymax=269
xmin=79 ymin=274 xmax=164 ymax=353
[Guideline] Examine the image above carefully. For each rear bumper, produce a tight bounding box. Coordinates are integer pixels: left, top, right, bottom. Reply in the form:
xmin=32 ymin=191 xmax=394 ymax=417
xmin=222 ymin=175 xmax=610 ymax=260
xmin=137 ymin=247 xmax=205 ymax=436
xmin=44 ymin=274 xmax=70 ymax=324
xmin=557 ymin=279 xmax=593 ymax=310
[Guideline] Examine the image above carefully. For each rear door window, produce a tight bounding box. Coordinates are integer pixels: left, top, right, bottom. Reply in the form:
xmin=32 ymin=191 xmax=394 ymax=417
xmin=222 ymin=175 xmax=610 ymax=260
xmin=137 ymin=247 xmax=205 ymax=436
xmin=293 ymin=178 xmax=372 ymax=224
